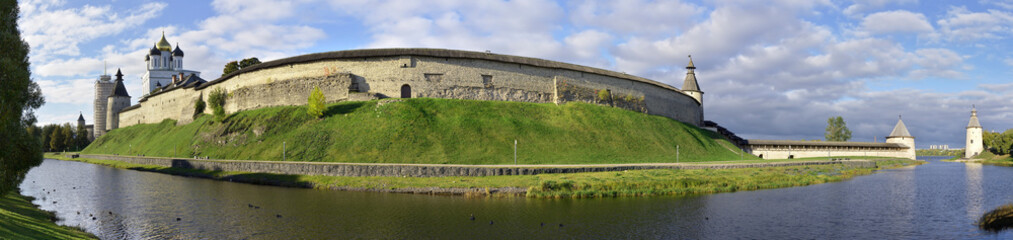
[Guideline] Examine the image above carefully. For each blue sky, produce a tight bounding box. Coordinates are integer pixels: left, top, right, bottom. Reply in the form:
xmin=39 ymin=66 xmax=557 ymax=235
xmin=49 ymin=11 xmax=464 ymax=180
xmin=19 ymin=0 xmax=1013 ymax=149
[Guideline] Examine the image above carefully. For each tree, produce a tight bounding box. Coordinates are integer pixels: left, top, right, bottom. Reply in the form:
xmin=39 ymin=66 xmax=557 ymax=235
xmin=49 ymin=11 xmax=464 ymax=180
xmin=307 ymin=86 xmax=326 ymax=118
xmin=49 ymin=125 xmax=65 ymax=152
xmin=40 ymin=124 xmax=57 ymax=152
xmin=193 ymin=94 xmax=206 ymax=119
xmin=222 ymin=61 xmax=239 ymax=76
xmin=60 ymin=123 xmax=73 ymax=151
xmin=1 ymin=0 xmax=46 ymax=195
xmin=74 ymin=121 xmax=90 ymax=151
xmin=824 ymin=116 xmax=852 ymax=142
xmin=221 ymin=57 xmax=261 ymax=77
xmin=208 ymin=88 xmax=227 ymax=122
xmin=239 ymin=57 xmax=261 ymax=69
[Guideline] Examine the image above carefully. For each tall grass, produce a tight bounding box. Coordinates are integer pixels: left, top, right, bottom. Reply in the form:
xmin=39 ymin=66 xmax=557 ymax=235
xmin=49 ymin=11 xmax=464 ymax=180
xmin=84 ymin=98 xmax=753 ymax=164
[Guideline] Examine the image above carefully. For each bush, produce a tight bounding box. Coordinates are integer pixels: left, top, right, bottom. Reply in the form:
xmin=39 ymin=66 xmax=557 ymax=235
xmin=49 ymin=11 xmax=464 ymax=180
xmin=307 ymin=86 xmax=325 ymax=118
xmin=597 ymin=89 xmax=610 ymax=102
xmin=208 ymin=88 xmax=227 ymax=122
xmin=193 ymin=94 xmax=206 ymax=118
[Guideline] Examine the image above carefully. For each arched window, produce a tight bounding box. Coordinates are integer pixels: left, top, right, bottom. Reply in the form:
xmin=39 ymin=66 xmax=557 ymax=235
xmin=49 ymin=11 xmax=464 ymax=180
xmin=401 ymin=84 xmax=411 ymax=98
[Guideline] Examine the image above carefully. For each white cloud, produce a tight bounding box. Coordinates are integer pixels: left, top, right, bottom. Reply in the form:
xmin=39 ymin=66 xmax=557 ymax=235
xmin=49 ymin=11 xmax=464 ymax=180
xmin=842 ymin=0 xmax=919 ymax=17
xmin=17 ymin=1 xmax=166 ymax=61
xmin=861 ymin=10 xmax=934 ymax=34
xmin=569 ymin=0 xmax=704 ymax=36
xmin=937 ymin=7 xmax=1013 ymax=42
xmin=36 ymin=78 xmax=95 ymax=104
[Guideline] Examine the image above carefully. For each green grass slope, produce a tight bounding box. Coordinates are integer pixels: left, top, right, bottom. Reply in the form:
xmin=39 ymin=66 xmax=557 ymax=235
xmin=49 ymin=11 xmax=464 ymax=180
xmin=0 ymin=193 xmax=96 ymax=239
xmin=84 ymin=98 xmax=753 ymax=164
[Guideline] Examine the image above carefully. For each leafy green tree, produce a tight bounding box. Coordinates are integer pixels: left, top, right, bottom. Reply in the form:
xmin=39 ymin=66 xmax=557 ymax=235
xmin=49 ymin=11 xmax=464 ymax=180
xmin=222 ymin=61 xmax=239 ymax=76
xmin=307 ymin=86 xmax=326 ymax=118
xmin=239 ymin=57 xmax=261 ymax=69
xmin=49 ymin=125 xmax=65 ymax=152
xmin=40 ymin=124 xmax=57 ymax=152
xmin=1 ymin=0 xmax=45 ymax=195
xmin=208 ymin=88 xmax=227 ymax=122
xmin=193 ymin=94 xmax=206 ymax=119
xmin=824 ymin=116 xmax=852 ymax=142
xmin=74 ymin=121 xmax=90 ymax=151
xmin=60 ymin=123 xmax=73 ymax=151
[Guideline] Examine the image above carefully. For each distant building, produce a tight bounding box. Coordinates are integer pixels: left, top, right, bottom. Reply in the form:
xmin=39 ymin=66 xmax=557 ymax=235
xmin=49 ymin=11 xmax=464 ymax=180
xmin=77 ymin=113 xmax=94 ymax=141
xmin=966 ymin=106 xmax=983 ymax=158
xmin=746 ymin=117 xmax=916 ymax=160
xmin=928 ymin=145 xmax=949 ymax=150
xmin=141 ymin=32 xmax=200 ymax=95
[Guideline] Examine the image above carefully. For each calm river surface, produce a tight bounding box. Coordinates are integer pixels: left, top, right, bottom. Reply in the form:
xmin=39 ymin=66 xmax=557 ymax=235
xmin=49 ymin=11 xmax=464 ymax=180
xmin=18 ymin=156 xmax=1013 ymax=239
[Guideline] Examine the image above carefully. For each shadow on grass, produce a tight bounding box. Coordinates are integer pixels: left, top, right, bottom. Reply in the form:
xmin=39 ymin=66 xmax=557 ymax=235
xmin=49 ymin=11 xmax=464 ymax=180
xmin=323 ymin=102 xmax=366 ymax=117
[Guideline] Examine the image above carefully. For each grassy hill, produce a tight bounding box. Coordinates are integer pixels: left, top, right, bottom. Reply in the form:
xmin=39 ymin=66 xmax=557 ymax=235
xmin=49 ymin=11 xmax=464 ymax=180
xmin=83 ymin=98 xmax=753 ymax=164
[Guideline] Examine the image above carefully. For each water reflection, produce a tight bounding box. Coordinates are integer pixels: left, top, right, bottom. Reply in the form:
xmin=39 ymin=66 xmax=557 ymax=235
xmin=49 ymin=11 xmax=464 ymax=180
xmin=18 ymin=157 xmax=1013 ymax=239
xmin=966 ymin=163 xmax=983 ymax=220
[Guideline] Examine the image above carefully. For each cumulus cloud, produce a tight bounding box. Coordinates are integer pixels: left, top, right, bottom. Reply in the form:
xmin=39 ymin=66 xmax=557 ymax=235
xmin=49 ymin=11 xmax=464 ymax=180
xmin=569 ymin=0 xmax=704 ymax=36
xmin=937 ymin=6 xmax=1013 ymax=42
xmin=860 ymin=10 xmax=934 ymax=34
xmin=17 ymin=1 xmax=166 ymax=61
xmin=842 ymin=0 xmax=919 ymax=17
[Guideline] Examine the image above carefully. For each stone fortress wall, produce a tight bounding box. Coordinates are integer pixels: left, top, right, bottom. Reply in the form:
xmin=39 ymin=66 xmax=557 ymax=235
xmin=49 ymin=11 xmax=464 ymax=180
xmin=118 ymin=48 xmax=703 ymax=128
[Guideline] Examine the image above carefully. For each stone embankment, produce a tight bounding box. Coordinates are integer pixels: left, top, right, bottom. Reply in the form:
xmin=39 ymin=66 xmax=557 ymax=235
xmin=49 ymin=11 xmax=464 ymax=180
xmin=80 ymin=154 xmax=879 ymax=178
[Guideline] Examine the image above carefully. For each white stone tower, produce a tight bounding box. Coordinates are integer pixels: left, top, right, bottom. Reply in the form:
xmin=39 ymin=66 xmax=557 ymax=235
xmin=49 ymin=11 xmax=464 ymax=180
xmin=886 ymin=116 xmax=916 ymax=160
xmin=106 ymin=69 xmax=131 ymax=131
xmin=93 ymin=72 xmax=113 ymax=138
xmin=141 ymin=32 xmax=199 ymax=94
xmin=966 ymin=106 xmax=983 ymax=158
xmin=682 ymin=55 xmax=703 ymax=104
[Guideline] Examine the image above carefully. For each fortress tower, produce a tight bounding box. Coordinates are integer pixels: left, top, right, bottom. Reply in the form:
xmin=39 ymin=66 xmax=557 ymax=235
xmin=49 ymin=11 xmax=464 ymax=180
xmin=93 ymin=72 xmax=113 ymax=138
xmin=886 ymin=116 xmax=916 ymax=160
xmin=682 ymin=55 xmax=703 ymax=105
xmin=106 ymin=69 xmax=131 ymax=131
xmin=141 ymin=32 xmax=199 ymax=94
xmin=966 ymin=106 xmax=983 ymax=158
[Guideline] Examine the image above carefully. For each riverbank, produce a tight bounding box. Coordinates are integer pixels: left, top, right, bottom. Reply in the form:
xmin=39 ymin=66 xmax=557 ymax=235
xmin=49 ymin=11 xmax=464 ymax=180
xmin=0 ymin=192 xmax=97 ymax=239
xmin=45 ymin=153 xmax=923 ymax=198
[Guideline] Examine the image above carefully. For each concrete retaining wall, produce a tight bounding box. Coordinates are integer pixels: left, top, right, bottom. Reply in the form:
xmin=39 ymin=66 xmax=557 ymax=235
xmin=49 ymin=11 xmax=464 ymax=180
xmin=80 ymin=154 xmax=880 ymax=177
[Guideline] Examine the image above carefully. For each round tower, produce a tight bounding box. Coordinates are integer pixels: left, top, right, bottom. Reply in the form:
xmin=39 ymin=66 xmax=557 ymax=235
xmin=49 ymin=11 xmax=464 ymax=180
xmin=106 ymin=69 xmax=131 ymax=131
xmin=77 ymin=112 xmax=85 ymax=128
xmin=965 ymin=106 xmax=983 ymax=158
xmin=93 ymin=72 xmax=114 ymax=138
xmin=885 ymin=115 xmax=916 ymax=160
xmin=682 ymin=55 xmax=703 ymax=104
xmin=682 ymin=55 xmax=704 ymax=126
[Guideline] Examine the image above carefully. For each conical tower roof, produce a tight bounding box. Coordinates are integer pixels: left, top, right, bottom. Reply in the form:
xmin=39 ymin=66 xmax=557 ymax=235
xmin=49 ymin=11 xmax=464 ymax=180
xmin=109 ymin=69 xmax=130 ymax=97
xmin=77 ymin=113 xmax=85 ymax=121
xmin=968 ymin=106 xmax=982 ymax=128
xmin=888 ymin=116 xmax=911 ymax=137
xmin=682 ymin=55 xmax=700 ymax=92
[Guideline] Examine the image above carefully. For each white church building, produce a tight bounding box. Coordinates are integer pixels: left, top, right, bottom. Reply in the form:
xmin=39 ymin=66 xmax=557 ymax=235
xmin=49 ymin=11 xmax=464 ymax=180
xmin=141 ymin=32 xmax=200 ymax=94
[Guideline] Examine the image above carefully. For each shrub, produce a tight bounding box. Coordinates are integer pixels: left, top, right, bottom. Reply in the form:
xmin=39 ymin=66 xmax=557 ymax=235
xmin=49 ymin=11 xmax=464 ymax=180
xmin=307 ymin=86 xmax=326 ymax=118
xmin=208 ymin=88 xmax=227 ymax=122
xmin=597 ymin=89 xmax=610 ymax=102
xmin=193 ymin=94 xmax=206 ymax=118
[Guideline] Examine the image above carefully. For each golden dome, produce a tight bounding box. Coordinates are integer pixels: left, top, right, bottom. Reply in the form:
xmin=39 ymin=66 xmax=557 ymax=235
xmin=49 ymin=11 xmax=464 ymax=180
xmin=156 ymin=32 xmax=172 ymax=51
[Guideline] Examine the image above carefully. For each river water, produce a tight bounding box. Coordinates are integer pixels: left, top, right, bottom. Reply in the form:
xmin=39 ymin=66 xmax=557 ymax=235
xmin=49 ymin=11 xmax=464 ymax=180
xmin=17 ymin=156 xmax=1013 ymax=239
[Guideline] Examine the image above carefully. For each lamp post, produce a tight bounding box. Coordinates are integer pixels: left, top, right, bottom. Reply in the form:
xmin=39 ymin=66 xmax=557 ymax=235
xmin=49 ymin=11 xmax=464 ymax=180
xmin=514 ymin=139 xmax=517 ymax=165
